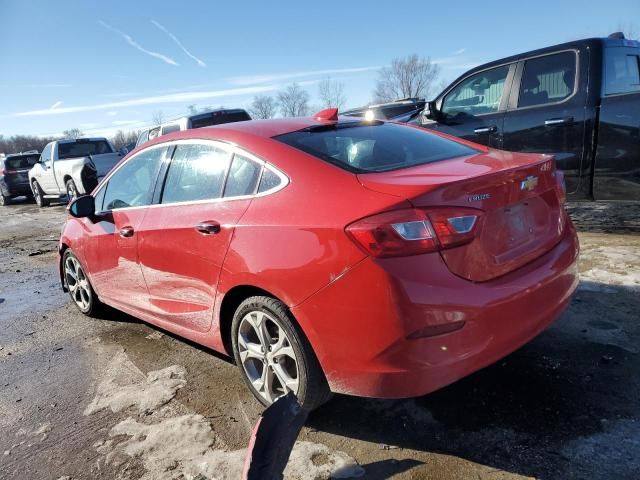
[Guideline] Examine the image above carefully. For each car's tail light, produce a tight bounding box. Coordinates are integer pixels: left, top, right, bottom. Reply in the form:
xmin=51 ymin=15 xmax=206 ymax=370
xmin=1 ymin=169 xmax=17 ymax=175
xmin=346 ymin=207 xmax=481 ymax=258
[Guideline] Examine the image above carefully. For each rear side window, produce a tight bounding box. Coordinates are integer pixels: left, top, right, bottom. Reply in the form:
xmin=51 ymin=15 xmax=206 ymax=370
xmin=102 ymin=147 xmax=165 ymax=210
xmin=518 ymin=52 xmax=576 ymax=108
xmin=223 ymin=154 xmax=261 ymax=198
xmin=604 ymin=48 xmax=640 ymax=95
xmin=162 ymin=144 xmax=231 ymax=203
xmin=257 ymin=169 xmax=282 ymax=193
xmin=274 ymin=122 xmax=477 ymax=173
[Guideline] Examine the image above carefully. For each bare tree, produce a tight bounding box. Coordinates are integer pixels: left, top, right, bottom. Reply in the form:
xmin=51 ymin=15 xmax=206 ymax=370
xmin=318 ymin=77 xmax=347 ymax=110
xmin=186 ymin=104 xmax=198 ymax=115
xmin=62 ymin=128 xmax=84 ymax=139
xmin=0 ymin=135 xmax=56 ymax=154
xmin=277 ymin=83 xmax=310 ymax=117
xmin=111 ymin=130 xmax=139 ymax=150
xmin=249 ymin=95 xmax=278 ymax=119
xmin=373 ymin=54 xmax=441 ymax=103
xmin=151 ymin=110 xmax=165 ymax=126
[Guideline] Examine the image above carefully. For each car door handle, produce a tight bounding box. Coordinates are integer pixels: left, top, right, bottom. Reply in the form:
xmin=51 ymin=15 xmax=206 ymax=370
xmin=545 ymin=117 xmax=574 ymax=126
xmin=119 ymin=226 xmax=134 ymax=238
xmin=474 ymin=126 xmax=497 ymax=134
xmin=194 ymin=221 xmax=221 ymax=235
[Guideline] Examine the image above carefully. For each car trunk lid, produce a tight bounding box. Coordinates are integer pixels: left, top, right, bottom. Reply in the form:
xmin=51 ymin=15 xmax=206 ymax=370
xmin=357 ymin=149 xmax=565 ymax=282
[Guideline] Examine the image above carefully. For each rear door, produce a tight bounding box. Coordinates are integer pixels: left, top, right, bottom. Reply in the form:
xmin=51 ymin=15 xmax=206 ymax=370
xmin=426 ymin=64 xmax=515 ymax=148
xmin=502 ymin=50 xmax=587 ymax=194
xmin=137 ymin=141 xmax=262 ymax=332
xmin=593 ymin=46 xmax=640 ymax=200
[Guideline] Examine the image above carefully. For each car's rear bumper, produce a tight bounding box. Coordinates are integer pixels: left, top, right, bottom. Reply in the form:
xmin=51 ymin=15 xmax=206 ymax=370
xmin=0 ymin=178 xmax=32 ymax=196
xmin=292 ymin=219 xmax=579 ymax=399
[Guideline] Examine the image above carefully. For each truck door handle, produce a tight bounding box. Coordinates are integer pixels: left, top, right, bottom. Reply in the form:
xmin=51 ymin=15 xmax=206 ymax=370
xmin=474 ymin=126 xmax=497 ymax=134
xmin=545 ymin=117 xmax=574 ymax=126
xmin=119 ymin=226 xmax=134 ymax=238
xmin=194 ymin=221 xmax=221 ymax=235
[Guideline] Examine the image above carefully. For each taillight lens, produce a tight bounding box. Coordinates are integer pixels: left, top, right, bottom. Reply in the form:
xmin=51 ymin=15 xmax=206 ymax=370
xmin=346 ymin=207 xmax=481 ymax=258
xmin=1 ymin=169 xmax=17 ymax=175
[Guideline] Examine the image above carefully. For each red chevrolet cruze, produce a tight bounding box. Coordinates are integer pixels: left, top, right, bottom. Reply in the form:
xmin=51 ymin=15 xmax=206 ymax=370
xmin=60 ymin=109 xmax=579 ymax=409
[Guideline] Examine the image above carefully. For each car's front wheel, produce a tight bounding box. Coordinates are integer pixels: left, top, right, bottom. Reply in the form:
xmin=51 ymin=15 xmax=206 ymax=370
xmin=65 ymin=179 xmax=78 ymax=203
xmin=231 ymin=295 xmax=331 ymax=410
xmin=63 ymin=250 xmax=103 ymax=316
xmin=31 ymin=180 xmax=50 ymax=208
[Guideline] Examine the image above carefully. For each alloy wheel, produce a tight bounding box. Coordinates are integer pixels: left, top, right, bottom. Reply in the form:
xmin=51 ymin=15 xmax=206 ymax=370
xmin=237 ymin=310 xmax=300 ymax=403
xmin=65 ymin=256 xmax=91 ymax=311
xmin=67 ymin=183 xmax=77 ymax=202
xmin=32 ymin=183 xmax=40 ymax=204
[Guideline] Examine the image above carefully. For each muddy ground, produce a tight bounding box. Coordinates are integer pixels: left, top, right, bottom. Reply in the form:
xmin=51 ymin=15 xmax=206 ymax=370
xmin=0 ymin=198 xmax=638 ymax=480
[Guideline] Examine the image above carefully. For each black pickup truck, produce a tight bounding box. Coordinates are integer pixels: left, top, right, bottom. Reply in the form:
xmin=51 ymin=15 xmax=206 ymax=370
xmin=418 ymin=34 xmax=640 ymax=201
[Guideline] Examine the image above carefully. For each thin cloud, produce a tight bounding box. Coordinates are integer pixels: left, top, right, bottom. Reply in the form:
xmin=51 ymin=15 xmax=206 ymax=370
xmin=98 ymin=20 xmax=178 ymax=66
xmin=112 ymin=119 xmax=141 ymax=126
xmin=10 ymin=85 xmax=278 ymax=117
xmin=151 ymin=19 xmax=206 ymax=67
xmin=106 ymin=111 xmax=118 ymax=116
xmin=454 ymin=48 xmax=466 ymax=55
xmin=226 ymin=66 xmax=380 ymax=86
xmin=50 ymin=100 xmax=63 ymax=109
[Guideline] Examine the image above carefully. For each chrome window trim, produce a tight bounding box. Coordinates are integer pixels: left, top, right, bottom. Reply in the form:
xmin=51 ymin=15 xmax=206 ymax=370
xmin=93 ymin=138 xmax=289 ymax=214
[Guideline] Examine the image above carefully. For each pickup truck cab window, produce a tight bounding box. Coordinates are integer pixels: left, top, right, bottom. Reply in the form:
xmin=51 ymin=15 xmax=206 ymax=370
xmin=518 ymin=51 xmax=577 ymax=108
xmin=58 ymin=140 xmax=113 ymax=159
xmin=101 ymin=147 xmax=165 ymax=211
xmin=441 ymin=65 xmax=510 ymax=117
xmin=161 ymin=144 xmax=231 ymax=204
xmin=604 ymin=48 xmax=640 ymax=95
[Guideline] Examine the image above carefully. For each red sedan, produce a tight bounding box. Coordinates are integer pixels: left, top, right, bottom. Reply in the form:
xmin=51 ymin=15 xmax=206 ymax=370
xmin=60 ymin=108 xmax=579 ymax=409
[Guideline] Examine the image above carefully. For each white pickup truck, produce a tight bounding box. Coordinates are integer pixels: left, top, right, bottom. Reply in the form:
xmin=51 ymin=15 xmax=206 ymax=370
xmin=28 ymin=138 xmax=122 ymax=207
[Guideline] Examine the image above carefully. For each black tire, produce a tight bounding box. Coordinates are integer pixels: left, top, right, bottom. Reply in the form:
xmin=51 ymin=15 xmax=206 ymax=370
xmin=31 ymin=180 xmax=50 ymax=208
xmin=0 ymin=192 xmax=10 ymax=206
xmin=62 ymin=250 xmax=104 ymax=316
xmin=65 ymin=179 xmax=78 ymax=203
xmin=231 ymin=295 xmax=331 ymax=411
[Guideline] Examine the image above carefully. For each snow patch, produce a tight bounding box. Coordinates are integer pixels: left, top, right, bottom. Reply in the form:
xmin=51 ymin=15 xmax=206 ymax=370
xmin=84 ymin=350 xmax=186 ymax=415
xmin=98 ymin=415 xmax=364 ymax=480
xmin=579 ymin=245 xmax=640 ymax=287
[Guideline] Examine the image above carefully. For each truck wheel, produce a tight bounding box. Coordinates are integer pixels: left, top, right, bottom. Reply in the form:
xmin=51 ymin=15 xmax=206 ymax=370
xmin=231 ymin=295 xmax=331 ymax=411
xmin=65 ymin=179 xmax=78 ymax=203
xmin=31 ymin=180 xmax=50 ymax=208
xmin=62 ymin=250 xmax=103 ymax=316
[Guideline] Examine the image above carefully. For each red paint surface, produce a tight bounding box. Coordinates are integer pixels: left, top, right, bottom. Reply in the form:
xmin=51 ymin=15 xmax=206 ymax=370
xmin=59 ymin=116 xmax=579 ymax=399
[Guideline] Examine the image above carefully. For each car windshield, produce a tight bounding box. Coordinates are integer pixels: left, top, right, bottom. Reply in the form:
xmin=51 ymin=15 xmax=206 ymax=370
xmin=5 ymin=155 xmax=40 ymax=169
xmin=274 ymin=122 xmax=478 ymax=173
xmin=58 ymin=140 xmax=113 ymax=159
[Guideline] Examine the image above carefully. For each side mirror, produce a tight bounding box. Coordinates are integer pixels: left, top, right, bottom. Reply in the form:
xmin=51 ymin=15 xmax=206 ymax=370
xmin=68 ymin=195 xmax=95 ymax=218
xmin=424 ymin=100 xmax=440 ymax=121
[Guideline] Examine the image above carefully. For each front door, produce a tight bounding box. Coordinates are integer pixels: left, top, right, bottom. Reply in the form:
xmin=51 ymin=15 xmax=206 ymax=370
xmin=138 ymin=143 xmax=262 ymax=332
xmin=426 ymin=64 xmax=515 ymax=149
xmin=502 ymin=50 xmax=586 ymax=194
xmin=81 ymin=145 xmax=167 ymax=310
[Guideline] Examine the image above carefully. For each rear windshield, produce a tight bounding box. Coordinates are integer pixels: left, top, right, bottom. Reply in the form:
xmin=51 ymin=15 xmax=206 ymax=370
xmin=274 ymin=122 xmax=477 ymax=173
xmin=58 ymin=140 xmax=113 ymax=160
xmin=191 ymin=111 xmax=251 ymax=129
xmin=5 ymin=155 xmax=40 ymax=169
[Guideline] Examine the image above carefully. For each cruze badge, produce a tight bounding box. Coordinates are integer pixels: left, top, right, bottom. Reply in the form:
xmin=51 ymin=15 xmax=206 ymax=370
xmin=521 ymin=176 xmax=539 ymax=192
xmin=468 ymin=193 xmax=491 ymax=202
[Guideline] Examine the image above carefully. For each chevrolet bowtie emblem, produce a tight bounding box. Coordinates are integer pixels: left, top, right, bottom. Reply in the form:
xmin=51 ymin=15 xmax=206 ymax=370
xmin=520 ymin=175 xmax=538 ymax=192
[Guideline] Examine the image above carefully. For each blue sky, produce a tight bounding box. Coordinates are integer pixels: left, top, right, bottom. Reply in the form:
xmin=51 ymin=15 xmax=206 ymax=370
xmin=0 ymin=0 xmax=637 ymax=138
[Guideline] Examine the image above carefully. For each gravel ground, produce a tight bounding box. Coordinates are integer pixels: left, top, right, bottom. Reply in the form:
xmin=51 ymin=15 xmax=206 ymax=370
xmin=0 ymin=198 xmax=638 ymax=480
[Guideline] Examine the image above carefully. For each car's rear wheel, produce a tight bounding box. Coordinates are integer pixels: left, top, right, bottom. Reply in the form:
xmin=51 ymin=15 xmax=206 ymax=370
xmin=63 ymin=250 xmax=102 ymax=316
xmin=65 ymin=179 xmax=78 ymax=203
xmin=0 ymin=193 xmax=10 ymax=206
xmin=231 ymin=295 xmax=331 ymax=410
xmin=31 ymin=180 xmax=50 ymax=207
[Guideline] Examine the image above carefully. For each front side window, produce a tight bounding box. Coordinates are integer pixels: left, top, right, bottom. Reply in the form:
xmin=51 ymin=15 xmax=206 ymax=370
xmin=223 ymin=154 xmax=262 ymax=198
xmin=102 ymin=147 xmax=165 ymax=210
xmin=604 ymin=48 xmax=640 ymax=95
xmin=275 ymin=122 xmax=477 ymax=173
xmin=161 ymin=144 xmax=231 ymax=204
xmin=518 ymin=52 xmax=577 ymax=108
xmin=41 ymin=144 xmax=52 ymax=165
xmin=442 ymin=65 xmax=510 ymax=116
